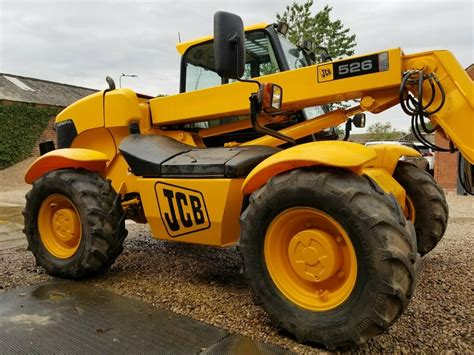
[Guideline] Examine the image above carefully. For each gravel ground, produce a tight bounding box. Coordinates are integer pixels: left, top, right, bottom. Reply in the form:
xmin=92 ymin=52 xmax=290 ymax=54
xmin=0 ymin=194 xmax=472 ymax=353
xmin=0 ymin=157 xmax=34 ymax=205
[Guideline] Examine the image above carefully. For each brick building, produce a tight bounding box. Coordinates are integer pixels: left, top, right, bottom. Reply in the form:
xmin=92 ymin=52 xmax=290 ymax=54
xmin=434 ymin=64 xmax=474 ymax=193
xmin=0 ymin=73 xmax=96 ymax=154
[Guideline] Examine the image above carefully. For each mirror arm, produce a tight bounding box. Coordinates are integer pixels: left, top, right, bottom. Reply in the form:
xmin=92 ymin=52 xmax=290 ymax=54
xmin=233 ymin=43 xmax=261 ymax=89
xmin=249 ymin=94 xmax=296 ymax=145
xmin=342 ymin=118 xmax=352 ymax=141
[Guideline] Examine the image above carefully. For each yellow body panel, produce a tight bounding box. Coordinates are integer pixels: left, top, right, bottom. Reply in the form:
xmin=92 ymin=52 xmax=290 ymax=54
xmin=56 ymin=91 xmax=104 ymax=133
xmin=176 ymin=23 xmax=268 ymax=55
xmin=135 ymin=178 xmax=244 ymax=246
xmin=241 ymin=141 xmax=377 ymax=195
xmin=71 ymin=128 xmax=117 ymax=161
xmin=103 ymin=153 xmax=244 ymax=246
xmin=24 ymin=148 xmax=109 ymax=184
xmin=104 ymin=89 xmax=142 ymax=128
xmin=366 ymin=144 xmax=421 ymax=175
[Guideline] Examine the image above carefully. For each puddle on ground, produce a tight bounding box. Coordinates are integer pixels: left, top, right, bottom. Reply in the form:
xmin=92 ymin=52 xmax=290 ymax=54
xmin=4 ymin=314 xmax=52 ymax=326
xmin=32 ymin=284 xmax=68 ymax=301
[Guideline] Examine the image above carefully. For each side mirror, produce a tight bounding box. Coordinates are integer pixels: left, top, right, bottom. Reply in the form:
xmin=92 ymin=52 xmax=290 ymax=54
xmin=258 ymin=83 xmax=283 ymax=113
xmin=213 ymin=11 xmax=245 ymax=79
xmin=298 ymin=39 xmax=313 ymax=51
xmin=276 ymin=22 xmax=289 ymax=35
xmin=352 ymin=113 xmax=366 ymax=128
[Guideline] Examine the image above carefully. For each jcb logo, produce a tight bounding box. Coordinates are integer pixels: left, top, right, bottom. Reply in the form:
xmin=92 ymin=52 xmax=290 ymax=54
xmin=155 ymin=182 xmax=210 ymax=237
xmin=320 ymin=68 xmax=332 ymax=78
xmin=317 ymin=63 xmax=334 ymax=82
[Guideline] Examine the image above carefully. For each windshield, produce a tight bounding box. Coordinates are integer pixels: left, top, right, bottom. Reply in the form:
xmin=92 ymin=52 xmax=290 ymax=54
xmin=277 ymin=33 xmax=329 ymax=120
xmin=278 ymin=34 xmax=312 ymax=70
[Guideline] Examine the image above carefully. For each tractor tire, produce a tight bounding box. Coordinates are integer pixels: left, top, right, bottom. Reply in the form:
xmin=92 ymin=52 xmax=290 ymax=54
xmin=394 ymin=161 xmax=449 ymax=256
xmin=239 ymin=168 xmax=419 ymax=350
xmin=23 ymin=169 xmax=127 ymax=279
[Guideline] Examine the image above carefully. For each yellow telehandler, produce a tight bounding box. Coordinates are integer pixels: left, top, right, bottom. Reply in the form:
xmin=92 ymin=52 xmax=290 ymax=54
xmin=23 ymin=11 xmax=473 ymax=349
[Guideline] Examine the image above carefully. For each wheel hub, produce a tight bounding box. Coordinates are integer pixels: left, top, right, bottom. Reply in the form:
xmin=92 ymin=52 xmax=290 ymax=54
xmin=288 ymin=229 xmax=342 ymax=282
xmin=52 ymin=208 xmax=80 ymax=243
xmin=38 ymin=194 xmax=82 ymax=259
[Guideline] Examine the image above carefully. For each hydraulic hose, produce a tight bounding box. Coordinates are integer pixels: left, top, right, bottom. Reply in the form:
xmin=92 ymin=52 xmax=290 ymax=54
xmin=399 ymin=70 xmax=449 ymax=152
xmin=400 ymin=69 xmax=473 ymax=195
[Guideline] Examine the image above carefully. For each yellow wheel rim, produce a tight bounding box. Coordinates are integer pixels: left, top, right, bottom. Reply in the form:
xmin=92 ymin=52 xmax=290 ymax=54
xmin=404 ymin=195 xmax=416 ymax=223
xmin=38 ymin=194 xmax=82 ymax=259
xmin=264 ymin=207 xmax=357 ymax=311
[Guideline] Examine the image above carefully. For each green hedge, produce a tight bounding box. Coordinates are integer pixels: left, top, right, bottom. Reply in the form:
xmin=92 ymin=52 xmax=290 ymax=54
xmin=0 ymin=102 xmax=60 ymax=169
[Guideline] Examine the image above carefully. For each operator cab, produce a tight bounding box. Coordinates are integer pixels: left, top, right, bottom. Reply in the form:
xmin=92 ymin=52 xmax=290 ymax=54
xmin=175 ymin=23 xmax=336 ymax=146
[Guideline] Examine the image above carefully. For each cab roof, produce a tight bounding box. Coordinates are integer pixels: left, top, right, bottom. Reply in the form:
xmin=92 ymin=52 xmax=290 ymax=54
xmin=176 ymin=23 xmax=269 ymax=55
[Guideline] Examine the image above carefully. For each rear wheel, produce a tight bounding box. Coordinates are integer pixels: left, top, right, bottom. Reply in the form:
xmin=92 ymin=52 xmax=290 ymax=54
xmin=394 ymin=162 xmax=449 ymax=256
xmin=23 ymin=169 xmax=127 ymax=279
xmin=239 ymin=168 xmax=419 ymax=349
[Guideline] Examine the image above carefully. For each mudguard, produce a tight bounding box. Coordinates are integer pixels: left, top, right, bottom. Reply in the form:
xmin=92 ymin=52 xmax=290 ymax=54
xmin=363 ymin=144 xmax=421 ymax=207
xmin=24 ymin=148 xmax=108 ymax=184
xmin=365 ymin=144 xmax=421 ymax=174
xmin=241 ymin=141 xmax=377 ymax=195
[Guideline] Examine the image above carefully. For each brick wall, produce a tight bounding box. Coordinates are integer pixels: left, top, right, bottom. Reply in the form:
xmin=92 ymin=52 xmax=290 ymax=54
xmin=468 ymin=65 xmax=474 ymax=80
xmin=32 ymin=117 xmax=56 ymax=156
xmin=434 ymin=133 xmax=458 ymax=191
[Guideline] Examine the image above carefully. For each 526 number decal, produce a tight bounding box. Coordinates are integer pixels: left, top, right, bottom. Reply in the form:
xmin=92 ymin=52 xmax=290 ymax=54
xmin=333 ymin=54 xmax=380 ymax=80
xmin=317 ymin=52 xmax=389 ymax=82
xmin=337 ymin=60 xmax=373 ymax=76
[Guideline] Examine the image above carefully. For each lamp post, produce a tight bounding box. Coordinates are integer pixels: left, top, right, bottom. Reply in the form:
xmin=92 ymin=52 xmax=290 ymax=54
xmin=119 ymin=73 xmax=138 ymax=88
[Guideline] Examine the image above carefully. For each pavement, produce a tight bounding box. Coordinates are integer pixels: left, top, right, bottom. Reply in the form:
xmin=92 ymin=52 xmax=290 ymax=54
xmin=0 ymin=280 xmax=291 ymax=354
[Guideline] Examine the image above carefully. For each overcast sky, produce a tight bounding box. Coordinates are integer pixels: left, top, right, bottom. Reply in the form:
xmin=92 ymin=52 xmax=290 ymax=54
xmin=1 ymin=0 xmax=472 ymax=132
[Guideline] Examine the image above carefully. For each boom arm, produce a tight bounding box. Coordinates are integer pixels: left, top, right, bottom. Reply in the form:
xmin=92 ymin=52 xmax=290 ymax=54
xmin=149 ymin=48 xmax=473 ymax=163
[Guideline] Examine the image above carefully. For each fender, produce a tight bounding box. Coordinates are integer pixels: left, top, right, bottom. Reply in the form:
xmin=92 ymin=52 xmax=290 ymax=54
xmin=24 ymin=148 xmax=109 ymax=184
xmin=365 ymin=144 xmax=421 ymax=174
xmin=241 ymin=141 xmax=377 ymax=195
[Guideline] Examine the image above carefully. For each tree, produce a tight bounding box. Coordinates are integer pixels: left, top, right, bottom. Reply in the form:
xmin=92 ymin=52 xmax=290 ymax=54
xmin=367 ymin=122 xmax=406 ymax=140
xmin=410 ymin=119 xmax=433 ymax=133
xmin=276 ymin=1 xmax=357 ymax=59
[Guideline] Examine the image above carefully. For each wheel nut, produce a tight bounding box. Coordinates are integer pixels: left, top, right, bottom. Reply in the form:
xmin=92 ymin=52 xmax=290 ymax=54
xmin=318 ymin=290 xmax=329 ymax=302
xmin=337 ymin=271 xmax=345 ymax=279
xmin=336 ymin=236 xmax=343 ymax=243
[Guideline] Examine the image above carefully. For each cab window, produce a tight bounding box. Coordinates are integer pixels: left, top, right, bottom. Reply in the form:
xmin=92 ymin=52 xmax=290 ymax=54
xmin=183 ymin=30 xmax=280 ymax=93
xmin=184 ymin=42 xmax=221 ymax=91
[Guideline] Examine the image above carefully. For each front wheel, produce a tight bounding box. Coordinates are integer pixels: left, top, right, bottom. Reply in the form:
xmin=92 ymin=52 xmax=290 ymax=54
xmin=239 ymin=168 xmax=419 ymax=349
xmin=23 ymin=169 xmax=127 ymax=279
